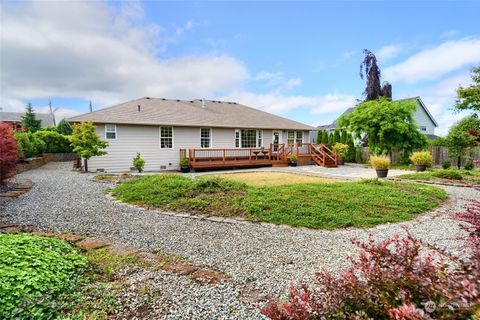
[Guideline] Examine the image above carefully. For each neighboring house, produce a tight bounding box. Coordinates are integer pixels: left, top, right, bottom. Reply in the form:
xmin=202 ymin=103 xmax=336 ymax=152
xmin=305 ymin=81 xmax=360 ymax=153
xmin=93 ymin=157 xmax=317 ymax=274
xmin=0 ymin=111 xmax=55 ymax=131
xmin=312 ymin=97 xmax=439 ymax=142
xmin=68 ymin=97 xmax=314 ymax=172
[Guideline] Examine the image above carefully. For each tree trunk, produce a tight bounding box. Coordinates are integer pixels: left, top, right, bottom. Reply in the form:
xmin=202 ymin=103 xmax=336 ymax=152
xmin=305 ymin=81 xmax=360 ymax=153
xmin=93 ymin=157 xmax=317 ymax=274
xmin=457 ymin=156 xmax=461 ymax=169
xmin=84 ymin=158 xmax=88 ymax=172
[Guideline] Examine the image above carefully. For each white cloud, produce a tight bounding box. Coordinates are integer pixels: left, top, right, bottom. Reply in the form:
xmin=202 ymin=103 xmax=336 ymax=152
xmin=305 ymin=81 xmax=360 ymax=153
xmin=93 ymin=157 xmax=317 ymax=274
xmin=0 ymin=0 xmax=358 ymax=128
xmin=0 ymin=0 xmax=248 ymax=110
xmin=222 ymin=91 xmax=355 ymax=116
xmin=376 ymin=44 xmax=402 ymax=62
xmin=384 ymin=38 xmax=480 ymax=83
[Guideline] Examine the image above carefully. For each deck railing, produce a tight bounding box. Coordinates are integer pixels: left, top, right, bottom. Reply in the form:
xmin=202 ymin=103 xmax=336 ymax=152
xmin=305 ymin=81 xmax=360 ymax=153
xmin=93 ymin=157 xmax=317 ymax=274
xmin=179 ymin=143 xmax=336 ymax=168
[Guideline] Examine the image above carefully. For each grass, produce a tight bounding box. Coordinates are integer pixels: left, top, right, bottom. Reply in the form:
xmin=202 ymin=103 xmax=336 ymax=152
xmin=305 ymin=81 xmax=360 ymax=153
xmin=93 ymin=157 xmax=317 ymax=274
xmin=399 ymin=168 xmax=480 ymax=185
xmin=111 ymin=174 xmax=448 ymax=229
xmin=209 ymin=172 xmax=337 ymax=186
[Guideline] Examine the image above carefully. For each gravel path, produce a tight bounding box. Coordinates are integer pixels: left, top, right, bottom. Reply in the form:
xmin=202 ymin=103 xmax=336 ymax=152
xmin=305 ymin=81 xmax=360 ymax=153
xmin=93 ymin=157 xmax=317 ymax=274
xmin=1 ymin=162 xmax=477 ymax=319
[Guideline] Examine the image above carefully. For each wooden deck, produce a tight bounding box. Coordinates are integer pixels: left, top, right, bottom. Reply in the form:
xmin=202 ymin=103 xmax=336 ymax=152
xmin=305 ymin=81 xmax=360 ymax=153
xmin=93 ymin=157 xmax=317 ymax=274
xmin=180 ymin=143 xmax=337 ymax=170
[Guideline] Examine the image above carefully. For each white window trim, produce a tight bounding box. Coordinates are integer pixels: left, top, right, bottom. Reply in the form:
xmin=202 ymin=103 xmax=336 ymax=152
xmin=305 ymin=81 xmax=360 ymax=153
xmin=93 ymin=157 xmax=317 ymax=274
xmin=105 ymin=124 xmax=117 ymax=140
xmin=200 ymin=127 xmax=212 ymax=148
xmin=235 ymin=129 xmax=264 ymax=148
xmin=257 ymin=129 xmax=263 ymax=147
xmin=159 ymin=126 xmax=174 ymax=149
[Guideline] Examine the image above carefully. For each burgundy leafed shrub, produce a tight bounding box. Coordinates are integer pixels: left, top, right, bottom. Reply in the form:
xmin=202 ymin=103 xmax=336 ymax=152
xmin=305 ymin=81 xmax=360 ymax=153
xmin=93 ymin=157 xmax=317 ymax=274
xmin=0 ymin=123 xmax=18 ymax=184
xmin=261 ymin=220 xmax=480 ymax=319
xmin=455 ymin=199 xmax=480 ymax=252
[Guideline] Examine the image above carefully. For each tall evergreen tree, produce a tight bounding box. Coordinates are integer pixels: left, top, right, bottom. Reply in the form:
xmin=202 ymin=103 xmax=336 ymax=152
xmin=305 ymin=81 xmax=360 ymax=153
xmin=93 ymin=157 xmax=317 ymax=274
xmin=316 ymin=130 xmax=322 ymax=144
xmin=21 ymin=103 xmax=41 ymax=132
xmin=340 ymin=129 xmax=348 ymax=144
xmin=57 ymin=119 xmax=73 ymax=135
xmin=333 ymin=129 xmax=341 ymax=144
xmin=321 ymin=130 xmax=329 ymax=144
xmin=328 ymin=132 xmax=335 ymax=147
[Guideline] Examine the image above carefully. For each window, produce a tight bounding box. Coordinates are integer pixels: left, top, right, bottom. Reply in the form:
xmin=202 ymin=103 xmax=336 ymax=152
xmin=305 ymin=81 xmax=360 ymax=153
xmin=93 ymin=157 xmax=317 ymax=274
xmin=160 ymin=127 xmax=173 ymax=149
xmin=235 ymin=129 xmax=263 ymax=148
xmin=296 ymin=131 xmax=303 ymax=145
xmin=235 ymin=129 xmax=240 ymax=148
xmin=419 ymin=126 xmax=427 ymax=132
xmin=105 ymin=124 xmax=117 ymax=139
xmin=200 ymin=128 xmax=211 ymax=148
xmin=287 ymin=131 xmax=295 ymax=145
xmin=241 ymin=129 xmax=257 ymax=148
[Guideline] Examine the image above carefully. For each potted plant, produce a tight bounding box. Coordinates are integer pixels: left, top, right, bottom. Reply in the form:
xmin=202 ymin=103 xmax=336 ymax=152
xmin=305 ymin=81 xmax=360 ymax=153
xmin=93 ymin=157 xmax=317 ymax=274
xmin=332 ymin=143 xmax=349 ymax=165
xmin=179 ymin=155 xmax=190 ymax=173
xmin=289 ymin=154 xmax=298 ymax=167
xmin=370 ymin=155 xmax=390 ymax=178
xmin=409 ymin=151 xmax=432 ymax=172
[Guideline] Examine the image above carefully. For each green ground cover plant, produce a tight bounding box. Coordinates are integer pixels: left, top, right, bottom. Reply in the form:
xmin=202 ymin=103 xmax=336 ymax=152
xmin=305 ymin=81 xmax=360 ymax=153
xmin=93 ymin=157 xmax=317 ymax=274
xmin=0 ymin=233 xmax=88 ymax=319
xmin=112 ymin=174 xmax=448 ymax=229
xmin=399 ymin=168 xmax=480 ymax=184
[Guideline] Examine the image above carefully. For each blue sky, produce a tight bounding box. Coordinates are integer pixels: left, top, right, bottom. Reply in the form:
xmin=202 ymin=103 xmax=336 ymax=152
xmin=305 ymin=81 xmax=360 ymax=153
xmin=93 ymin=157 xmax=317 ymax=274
xmin=2 ymin=1 xmax=480 ymax=135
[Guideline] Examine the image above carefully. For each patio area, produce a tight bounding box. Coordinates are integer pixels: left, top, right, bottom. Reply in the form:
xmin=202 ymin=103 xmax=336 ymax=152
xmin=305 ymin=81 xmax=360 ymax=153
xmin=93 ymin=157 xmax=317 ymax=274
xmin=193 ymin=163 xmax=412 ymax=181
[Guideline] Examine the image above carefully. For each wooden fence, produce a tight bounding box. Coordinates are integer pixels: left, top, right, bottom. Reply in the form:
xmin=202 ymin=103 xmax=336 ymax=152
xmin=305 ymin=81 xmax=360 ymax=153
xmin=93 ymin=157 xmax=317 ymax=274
xmin=357 ymin=146 xmax=480 ymax=168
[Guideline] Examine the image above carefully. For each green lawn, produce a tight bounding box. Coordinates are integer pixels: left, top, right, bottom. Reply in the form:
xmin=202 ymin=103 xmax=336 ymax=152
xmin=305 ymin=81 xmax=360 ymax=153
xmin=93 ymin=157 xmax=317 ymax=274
xmin=111 ymin=174 xmax=448 ymax=229
xmin=399 ymin=169 xmax=480 ymax=185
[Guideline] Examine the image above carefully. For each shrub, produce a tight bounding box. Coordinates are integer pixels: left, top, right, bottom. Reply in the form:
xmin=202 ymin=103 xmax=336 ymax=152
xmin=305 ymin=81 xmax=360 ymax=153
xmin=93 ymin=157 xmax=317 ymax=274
xmin=179 ymin=155 xmax=189 ymax=167
xmin=442 ymin=160 xmax=452 ymax=169
xmin=14 ymin=132 xmax=46 ymax=158
xmin=0 ymin=233 xmax=88 ymax=319
xmin=32 ymin=131 xmax=72 ymax=153
xmin=432 ymin=169 xmax=463 ymax=180
xmin=410 ymin=151 xmax=433 ymax=166
xmin=289 ymin=154 xmax=297 ymax=162
xmin=332 ymin=143 xmax=349 ymax=158
xmin=464 ymin=161 xmax=474 ymax=170
xmin=370 ymin=155 xmax=390 ymax=169
xmin=132 ymin=152 xmax=146 ymax=172
xmin=0 ymin=124 xmax=18 ymax=184
xmin=261 ymin=225 xmax=480 ymax=320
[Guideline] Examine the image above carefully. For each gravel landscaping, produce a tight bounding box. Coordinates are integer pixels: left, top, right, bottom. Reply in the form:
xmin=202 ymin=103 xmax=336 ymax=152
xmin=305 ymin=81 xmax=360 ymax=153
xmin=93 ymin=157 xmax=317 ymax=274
xmin=1 ymin=162 xmax=477 ymax=319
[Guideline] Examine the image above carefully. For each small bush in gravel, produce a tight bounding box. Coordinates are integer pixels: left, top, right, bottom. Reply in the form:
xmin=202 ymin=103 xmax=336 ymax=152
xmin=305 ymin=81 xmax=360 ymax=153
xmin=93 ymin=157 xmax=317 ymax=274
xmin=261 ymin=202 xmax=480 ymax=320
xmin=442 ymin=160 xmax=452 ymax=169
xmin=132 ymin=152 xmax=146 ymax=173
xmin=0 ymin=233 xmax=88 ymax=319
xmin=432 ymin=169 xmax=463 ymax=180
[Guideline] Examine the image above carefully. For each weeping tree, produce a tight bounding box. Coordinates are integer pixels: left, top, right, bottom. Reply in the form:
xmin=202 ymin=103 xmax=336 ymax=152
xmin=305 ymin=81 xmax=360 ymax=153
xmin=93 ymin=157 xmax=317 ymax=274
xmin=360 ymin=49 xmax=392 ymax=101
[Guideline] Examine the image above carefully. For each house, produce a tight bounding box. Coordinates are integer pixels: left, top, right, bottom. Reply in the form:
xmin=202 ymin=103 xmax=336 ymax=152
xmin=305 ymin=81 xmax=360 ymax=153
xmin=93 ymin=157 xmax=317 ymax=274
xmin=0 ymin=111 xmax=55 ymax=131
xmin=68 ymin=97 xmax=319 ymax=172
xmin=312 ymin=97 xmax=439 ymax=142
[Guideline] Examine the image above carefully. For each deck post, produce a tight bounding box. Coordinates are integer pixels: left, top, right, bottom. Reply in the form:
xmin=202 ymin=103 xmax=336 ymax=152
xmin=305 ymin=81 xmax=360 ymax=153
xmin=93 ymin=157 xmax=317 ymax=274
xmin=223 ymin=149 xmax=226 ymax=163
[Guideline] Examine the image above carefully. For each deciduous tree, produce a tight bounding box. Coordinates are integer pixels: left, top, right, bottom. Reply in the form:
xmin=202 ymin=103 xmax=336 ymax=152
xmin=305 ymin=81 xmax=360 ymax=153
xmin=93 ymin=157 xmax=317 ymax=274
xmin=338 ymin=98 xmax=427 ymax=156
xmin=446 ymin=116 xmax=480 ymax=167
xmin=0 ymin=124 xmax=18 ymax=184
xmin=455 ymin=66 xmax=480 ymax=114
xmin=70 ymin=122 xmax=108 ymax=172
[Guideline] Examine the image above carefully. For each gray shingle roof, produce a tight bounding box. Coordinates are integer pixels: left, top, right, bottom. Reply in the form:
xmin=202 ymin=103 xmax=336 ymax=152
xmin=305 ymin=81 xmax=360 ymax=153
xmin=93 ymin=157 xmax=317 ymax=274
xmin=68 ymin=97 xmax=313 ymax=130
xmin=0 ymin=112 xmax=54 ymax=127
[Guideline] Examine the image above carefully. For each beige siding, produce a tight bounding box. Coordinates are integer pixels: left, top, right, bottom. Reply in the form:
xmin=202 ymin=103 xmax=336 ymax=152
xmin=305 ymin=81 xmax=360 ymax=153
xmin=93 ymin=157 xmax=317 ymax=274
xmin=88 ymin=124 xmax=310 ymax=172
